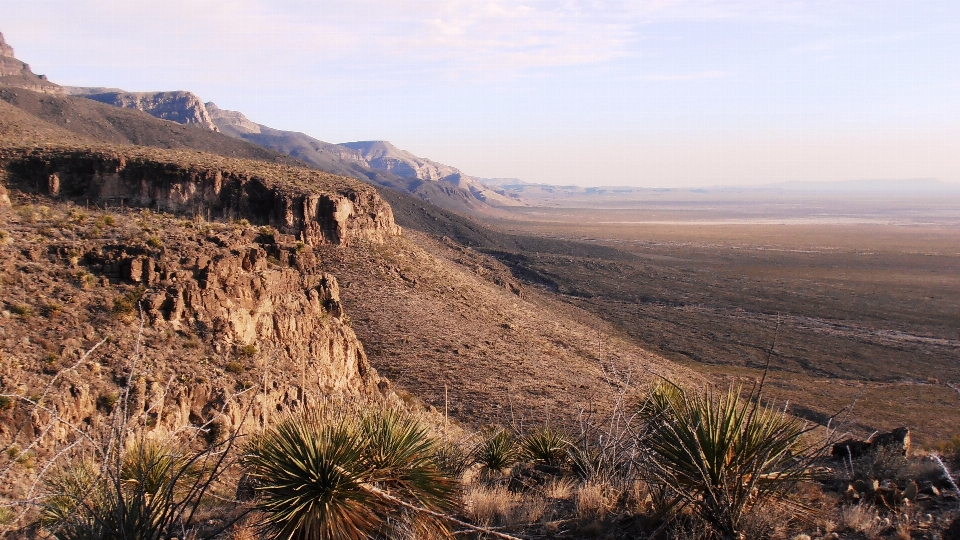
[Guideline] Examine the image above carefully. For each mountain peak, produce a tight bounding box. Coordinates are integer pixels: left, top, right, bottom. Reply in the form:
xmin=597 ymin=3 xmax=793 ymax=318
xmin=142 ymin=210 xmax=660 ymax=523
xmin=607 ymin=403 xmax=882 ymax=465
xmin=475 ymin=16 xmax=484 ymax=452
xmin=0 ymin=32 xmax=14 ymax=58
xmin=0 ymin=31 xmax=64 ymax=94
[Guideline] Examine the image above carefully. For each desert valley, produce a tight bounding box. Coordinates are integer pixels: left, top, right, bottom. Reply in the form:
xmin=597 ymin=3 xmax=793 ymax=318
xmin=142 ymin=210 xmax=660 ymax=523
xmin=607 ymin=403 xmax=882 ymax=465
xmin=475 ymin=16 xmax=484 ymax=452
xmin=0 ymin=24 xmax=958 ymax=540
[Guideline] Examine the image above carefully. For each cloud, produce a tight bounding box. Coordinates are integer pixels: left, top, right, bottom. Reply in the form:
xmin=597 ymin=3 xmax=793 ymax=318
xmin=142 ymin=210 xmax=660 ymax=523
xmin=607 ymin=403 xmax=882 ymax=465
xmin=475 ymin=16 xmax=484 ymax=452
xmin=643 ymin=70 xmax=727 ymax=82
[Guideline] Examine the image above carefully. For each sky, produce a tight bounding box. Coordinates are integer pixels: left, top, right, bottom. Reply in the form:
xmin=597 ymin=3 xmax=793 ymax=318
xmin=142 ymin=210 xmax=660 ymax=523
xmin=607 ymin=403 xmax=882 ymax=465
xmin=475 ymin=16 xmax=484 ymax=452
xmin=3 ymin=0 xmax=960 ymax=187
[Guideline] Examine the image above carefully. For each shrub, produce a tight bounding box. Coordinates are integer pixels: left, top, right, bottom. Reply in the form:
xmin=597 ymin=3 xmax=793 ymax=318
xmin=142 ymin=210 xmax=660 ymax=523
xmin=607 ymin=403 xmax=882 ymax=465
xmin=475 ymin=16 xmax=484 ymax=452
xmin=96 ymin=392 xmax=119 ymax=413
xmin=520 ymin=426 xmax=570 ymax=467
xmin=41 ymin=442 xmax=211 ymax=540
xmin=111 ymin=287 xmax=145 ymax=318
xmin=475 ymin=428 xmax=519 ymax=476
xmin=0 ymin=395 xmax=13 ymax=410
xmin=225 ymin=361 xmax=244 ymax=374
xmin=243 ymin=406 xmax=457 ymax=540
xmin=147 ymin=236 xmax=163 ymax=248
xmin=10 ymin=304 xmax=32 ymax=318
xmin=641 ymin=383 xmax=814 ymax=538
xmin=239 ymin=344 xmax=257 ymax=357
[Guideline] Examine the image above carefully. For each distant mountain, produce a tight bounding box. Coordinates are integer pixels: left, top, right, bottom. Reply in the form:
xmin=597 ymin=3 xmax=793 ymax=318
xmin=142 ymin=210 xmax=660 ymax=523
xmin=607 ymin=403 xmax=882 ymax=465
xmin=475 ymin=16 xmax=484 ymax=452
xmin=0 ymin=31 xmax=64 ymax=95
xmin=759 ymin=178 xmax=960 ymax=194
xmin=204 ymin=103 xmax=523 ymax=214
xmin=81 ymin=91 xmax=219 ymax=131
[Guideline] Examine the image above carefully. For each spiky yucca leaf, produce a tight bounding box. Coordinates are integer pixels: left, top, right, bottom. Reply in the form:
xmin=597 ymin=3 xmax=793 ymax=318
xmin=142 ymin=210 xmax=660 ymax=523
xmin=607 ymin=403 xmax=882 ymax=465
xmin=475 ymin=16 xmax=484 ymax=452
xmin=643 ymin=383 xmax=812 ymax=538
xmin=474 ymin=428 xmax=519 ymax=475
xmin=520 ymin=427 xmax=570 ymax=467
xmin=245 ymin=406 xmax=458 ymax=540
xmin=244 ymin=409 xmax=381 ymax=540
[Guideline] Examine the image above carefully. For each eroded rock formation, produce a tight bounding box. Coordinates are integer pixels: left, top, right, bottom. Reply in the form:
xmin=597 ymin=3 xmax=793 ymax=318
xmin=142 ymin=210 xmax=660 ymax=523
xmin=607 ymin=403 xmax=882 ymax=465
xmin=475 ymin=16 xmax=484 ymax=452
xmin=1 ymin=146 xmax=400 ymax=245
xmin=85 ymin=91 xmax=219 ymax=131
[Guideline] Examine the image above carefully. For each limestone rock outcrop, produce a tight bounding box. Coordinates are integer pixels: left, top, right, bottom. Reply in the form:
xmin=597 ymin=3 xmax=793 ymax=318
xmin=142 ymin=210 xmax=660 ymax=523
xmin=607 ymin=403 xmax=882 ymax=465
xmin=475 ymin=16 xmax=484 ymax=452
xmin=0 ymin=31 xmax=65 ymax=95
xmin=206 ymin=102 xmax=261 ymax=136
xmin=1 ymin=146 xmax=401 ymax=246
xmin=85 ymin=91 xmax=219 ymax=131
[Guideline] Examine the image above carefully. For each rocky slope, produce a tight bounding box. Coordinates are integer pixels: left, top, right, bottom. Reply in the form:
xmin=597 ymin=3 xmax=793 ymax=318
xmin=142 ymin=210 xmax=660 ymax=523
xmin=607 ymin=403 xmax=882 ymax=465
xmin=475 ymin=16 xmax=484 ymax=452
xmin=0 ymin=32 xmax=64 ymax=95
xmin=83 ymin=91 xmax=219 ymax=131
xmin=0 ymin=143 xmax=402 ymax=504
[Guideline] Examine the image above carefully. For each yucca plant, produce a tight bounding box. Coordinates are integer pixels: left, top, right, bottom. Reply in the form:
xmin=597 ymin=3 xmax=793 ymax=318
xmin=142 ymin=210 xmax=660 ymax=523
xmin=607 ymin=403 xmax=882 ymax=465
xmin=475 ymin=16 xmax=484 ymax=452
xmin=243 ymin=406 xmax=457 ymax=540
xmin=41 ymin=440 xmax=221 ymax=540
xmin=520 ymin=426 xmax=570 ymax=467
xmin=474 ymin=428 xmax=519 ymax=476
xmin=642 ymin=383 xmax=816 ymax=539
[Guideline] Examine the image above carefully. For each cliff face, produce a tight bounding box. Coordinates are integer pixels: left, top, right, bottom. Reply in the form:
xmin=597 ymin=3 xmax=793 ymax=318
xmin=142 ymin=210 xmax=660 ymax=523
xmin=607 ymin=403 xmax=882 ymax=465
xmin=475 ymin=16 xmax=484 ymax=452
xmin=0 ymin=32 xmax=64 ymax=95
xmin=0 ymin=145 xmax=401 ymax=474
xmin=0 ymin=210 xmax=390 ymax=459
xmin=1 ymin=146 xmax=400 ymax=246
xmin=206 ymin=102 xmax=261 ymax=136
xmin=85 ymin=91 xmax=219 ymax=131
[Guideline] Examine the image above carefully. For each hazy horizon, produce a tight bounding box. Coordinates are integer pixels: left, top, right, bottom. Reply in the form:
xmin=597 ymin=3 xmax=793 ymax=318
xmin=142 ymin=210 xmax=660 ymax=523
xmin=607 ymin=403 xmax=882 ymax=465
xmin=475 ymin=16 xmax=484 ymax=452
xmin=4 ymin=0 xmax=959 ymax=188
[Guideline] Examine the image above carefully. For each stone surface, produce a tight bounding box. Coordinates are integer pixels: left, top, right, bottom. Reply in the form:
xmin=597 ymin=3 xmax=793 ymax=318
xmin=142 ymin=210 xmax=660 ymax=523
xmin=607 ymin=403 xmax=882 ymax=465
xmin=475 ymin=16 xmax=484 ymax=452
xmin=85 ymin=91 xmax=219 ymax=131
xmin=0 ymin=32 xmax=65 ymax=95
xmin=0 ymin=146 xmax=401 ymax=246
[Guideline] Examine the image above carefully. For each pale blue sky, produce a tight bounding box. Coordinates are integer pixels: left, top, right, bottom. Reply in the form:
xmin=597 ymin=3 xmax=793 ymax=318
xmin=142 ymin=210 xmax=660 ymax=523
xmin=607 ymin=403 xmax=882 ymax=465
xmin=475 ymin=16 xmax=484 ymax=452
xmin=3 ymin=1 xmax=959 ymax=187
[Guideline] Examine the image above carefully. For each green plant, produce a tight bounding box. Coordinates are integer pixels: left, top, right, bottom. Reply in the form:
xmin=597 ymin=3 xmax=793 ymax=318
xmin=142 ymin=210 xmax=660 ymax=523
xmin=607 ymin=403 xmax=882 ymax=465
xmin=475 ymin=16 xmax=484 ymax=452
xmin=41 ymin=442 xmax=213 ymax=540
xmin=239 ymin=344 xmax=257 ymax=357
xmin=97 ymin=214 xmax=116 ymax=227
xmin=45 ymin=302 xmax=63 ymax=318
xmin=225 ymin=361 xmax=244 ymax=374
xmin=520 ymin=426 xmax=570 ymax=467
xmin=97 ymin=392 xmax=119 ymax=413
xmin=641 ymin=383 xmax=815 ymax=539
xmin=0 ymin=395 xmax=13 ymax=410
xmin=147 ymin=236 xmax=163 ymax=248
xmin=474 ymin=428 xmax=519 ymax=475
xmin=10 ymin=304 xmax=32 ymax=318
xmin=243 ymin=406 xmax=457 ymax=540
xmin=111 ymin=286 xmax=146 ymax=318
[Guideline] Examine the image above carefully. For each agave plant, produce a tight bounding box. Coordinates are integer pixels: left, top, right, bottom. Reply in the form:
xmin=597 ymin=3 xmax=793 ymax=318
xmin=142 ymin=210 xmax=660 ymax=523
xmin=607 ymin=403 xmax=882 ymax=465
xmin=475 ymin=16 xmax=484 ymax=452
xmin=244 ymin=406 xmax=457 ymax=540
xmin=520 ymin=426 xmax=570 ymax=467
xmin=642 ymin=383 xmax=815 ymax=539
xmin=474 ymin=428 xmax=519 ymax=476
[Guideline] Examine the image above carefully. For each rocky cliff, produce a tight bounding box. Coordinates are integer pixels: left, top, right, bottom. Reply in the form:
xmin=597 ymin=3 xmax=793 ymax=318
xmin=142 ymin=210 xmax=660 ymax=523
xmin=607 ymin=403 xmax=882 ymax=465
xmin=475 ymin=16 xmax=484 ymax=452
xmin=1 ymin=146 xmax=400 ymax=246
xmin=85 ymin=91 xmax=219 ymax=131
xmin=206 ymin=102 xmax=261 ymax=136
xmin=0 ymin=145 xmax=402 ymax=489
xmin=0 ymin=32 xmax=64 ymax=95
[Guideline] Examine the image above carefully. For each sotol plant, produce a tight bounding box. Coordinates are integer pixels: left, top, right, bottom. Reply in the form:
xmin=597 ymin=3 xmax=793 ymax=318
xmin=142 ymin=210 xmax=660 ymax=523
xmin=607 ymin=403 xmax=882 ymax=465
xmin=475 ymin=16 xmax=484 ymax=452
xmin=243 ymin=406 xmax=458 ymax=540
xmin=642 ymin=383 xmax=816 ymax=539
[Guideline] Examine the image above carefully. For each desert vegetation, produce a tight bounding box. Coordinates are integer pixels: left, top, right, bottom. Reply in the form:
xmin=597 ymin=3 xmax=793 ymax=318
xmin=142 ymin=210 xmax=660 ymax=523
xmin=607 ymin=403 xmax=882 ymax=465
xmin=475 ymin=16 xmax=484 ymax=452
xmin=3 ymin=324 xmax=958 ymax=540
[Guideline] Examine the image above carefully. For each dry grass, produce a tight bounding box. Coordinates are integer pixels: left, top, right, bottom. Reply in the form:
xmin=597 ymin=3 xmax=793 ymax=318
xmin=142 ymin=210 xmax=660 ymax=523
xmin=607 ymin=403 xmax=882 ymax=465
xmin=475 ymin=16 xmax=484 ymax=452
xmin=840 ymin=504 xmax=884 ymax=538
xmin=541 ymin=477 xmax=575 ymax=500
xmin=465 ymin=485 xmax=518 ymax=527
xmin=575 ymin=481 xmax=615 ymax=520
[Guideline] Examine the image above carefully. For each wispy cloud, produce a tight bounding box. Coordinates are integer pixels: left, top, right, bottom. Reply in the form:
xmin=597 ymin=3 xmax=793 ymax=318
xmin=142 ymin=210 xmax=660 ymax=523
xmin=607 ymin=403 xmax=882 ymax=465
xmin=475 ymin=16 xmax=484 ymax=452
xmin=643 ymin=70 xmax=727 ymax=82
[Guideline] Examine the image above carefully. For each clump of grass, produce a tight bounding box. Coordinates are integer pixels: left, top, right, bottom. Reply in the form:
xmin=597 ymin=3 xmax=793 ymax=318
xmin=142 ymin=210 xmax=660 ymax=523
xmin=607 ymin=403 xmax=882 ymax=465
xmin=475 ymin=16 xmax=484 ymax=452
xmin=146 ymin=236 xmax=163 ymax=248
xmin=225 ymin=361 xmax=244 ymax=375
xmin=576 ymin=481 xmax=615 ymax=520
xmin=44 ymin=302 xmax=63 ymax=318
xmin=96 ymin=214 xmax=116 ymax=227
xmin=465 ymin=485 xmax=518 ymax=527
xmin=96 ymin=392 xmax=119 ymax=413
xmin=238 ymin=344 xmax=257 ymax=357
xmin=111 ymin=287 xmax=145 ymax=319
xmin=10 ymin=304 xmax=33 ymax=318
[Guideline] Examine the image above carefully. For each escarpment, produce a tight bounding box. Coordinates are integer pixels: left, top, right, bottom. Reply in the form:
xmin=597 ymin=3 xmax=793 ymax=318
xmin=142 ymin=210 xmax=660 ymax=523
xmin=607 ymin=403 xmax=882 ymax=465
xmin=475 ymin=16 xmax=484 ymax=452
xmin=0 ymin=145 xmax=401 ymax=245
xmin=0 ymin=205 xmax=395 ymax=475
xmin=0 ymin=147 xmax=403 ymax=495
